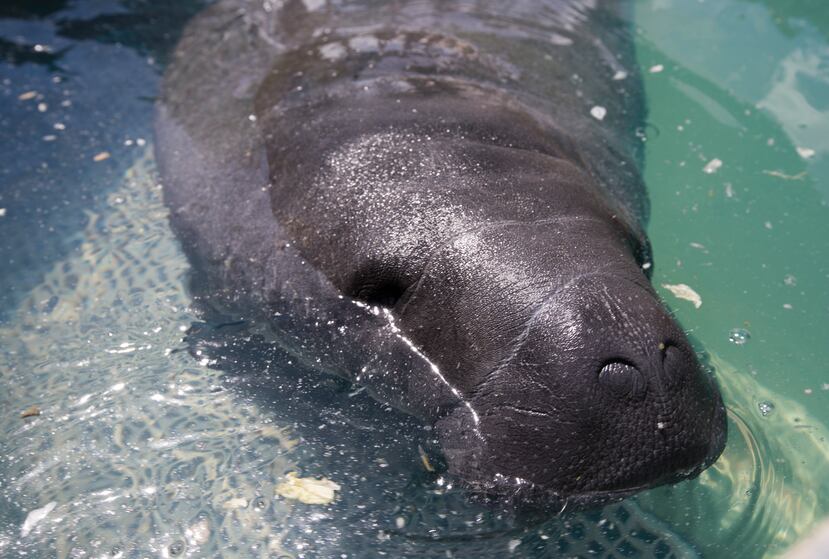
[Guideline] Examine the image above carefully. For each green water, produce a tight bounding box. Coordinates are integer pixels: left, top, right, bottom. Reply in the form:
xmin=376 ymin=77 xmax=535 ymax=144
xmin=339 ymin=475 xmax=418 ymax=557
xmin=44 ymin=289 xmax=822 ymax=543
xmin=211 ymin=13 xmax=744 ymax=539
xmin=637 ymin=0 xmax=829 ymax=555
xmin=1 ymin=0 xmax=828 ymax=557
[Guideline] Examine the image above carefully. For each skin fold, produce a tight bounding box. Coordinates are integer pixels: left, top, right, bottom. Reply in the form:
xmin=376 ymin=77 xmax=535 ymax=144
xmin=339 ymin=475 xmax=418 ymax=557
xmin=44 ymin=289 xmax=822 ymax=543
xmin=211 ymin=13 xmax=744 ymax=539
xmin=155 ymin=0 xmax=727 ymax=508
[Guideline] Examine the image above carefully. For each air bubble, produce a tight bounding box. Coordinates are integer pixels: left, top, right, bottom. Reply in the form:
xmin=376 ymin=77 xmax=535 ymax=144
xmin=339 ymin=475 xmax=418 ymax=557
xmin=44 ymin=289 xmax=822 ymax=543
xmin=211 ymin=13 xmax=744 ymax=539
xmin=728 ymin=328 xmax=750 ymax=345
xmin=758 ymin=401 xmax=775 ymax=417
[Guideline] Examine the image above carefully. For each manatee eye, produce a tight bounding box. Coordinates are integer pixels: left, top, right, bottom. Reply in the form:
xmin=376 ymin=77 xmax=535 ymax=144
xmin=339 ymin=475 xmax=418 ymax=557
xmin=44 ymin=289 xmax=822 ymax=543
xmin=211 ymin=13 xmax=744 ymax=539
xmin=354 ymin=280 xmax=407 ymax=308
xmin=598 ymin=360 xmax=645 ymax=400
xmin=348 ymin=263 xmax=409 ymax=308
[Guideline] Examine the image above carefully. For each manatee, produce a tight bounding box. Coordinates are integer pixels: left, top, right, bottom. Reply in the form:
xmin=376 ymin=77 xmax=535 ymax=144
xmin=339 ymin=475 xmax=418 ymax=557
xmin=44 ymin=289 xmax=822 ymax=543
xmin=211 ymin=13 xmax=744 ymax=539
xmin=155 ymin=0 xmax=727 ymax=507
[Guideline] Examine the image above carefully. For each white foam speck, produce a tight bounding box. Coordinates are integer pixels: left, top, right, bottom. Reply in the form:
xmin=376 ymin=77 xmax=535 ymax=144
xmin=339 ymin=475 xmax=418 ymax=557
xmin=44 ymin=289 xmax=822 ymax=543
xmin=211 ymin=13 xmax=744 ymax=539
xmin=110 ymin=382 xmax=125 ymax=392
xmin=703 ymin=158 xmax=723 ymax=174
xmin=649 ymin=64 xmax=664 ymax=73
xmin=796 ymin=146 xmax=816 ymax=159
xmin=590 ymin=106 xmax=607 ymax=121
xmin=106 ymin=344 xmax=136 ymax=354
xmin=612 ymin=70 xmax=628 ymax=80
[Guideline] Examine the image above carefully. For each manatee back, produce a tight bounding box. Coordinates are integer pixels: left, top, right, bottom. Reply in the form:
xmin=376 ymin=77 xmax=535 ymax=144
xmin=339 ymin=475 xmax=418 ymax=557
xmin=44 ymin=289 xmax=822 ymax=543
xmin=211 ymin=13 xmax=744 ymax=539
xmin=158 ymin=0 xmax=647 ymax=279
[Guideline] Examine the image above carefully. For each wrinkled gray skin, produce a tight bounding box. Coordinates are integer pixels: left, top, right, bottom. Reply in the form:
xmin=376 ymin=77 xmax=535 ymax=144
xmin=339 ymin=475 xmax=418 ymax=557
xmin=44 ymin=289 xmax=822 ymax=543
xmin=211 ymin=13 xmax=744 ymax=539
xmin=155 ymin=0 xmax=727 ymax=508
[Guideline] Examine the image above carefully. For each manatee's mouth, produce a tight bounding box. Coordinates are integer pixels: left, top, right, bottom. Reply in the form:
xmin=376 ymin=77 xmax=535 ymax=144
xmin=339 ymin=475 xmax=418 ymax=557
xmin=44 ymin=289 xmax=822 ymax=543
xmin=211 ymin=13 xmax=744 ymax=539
xmin=433 ymin=373 xmax=728 ymax=511
xmin=451 ymin=449 xmax=719 ymax=512
xmin=455 ymin=459 xmax=712 ymax=511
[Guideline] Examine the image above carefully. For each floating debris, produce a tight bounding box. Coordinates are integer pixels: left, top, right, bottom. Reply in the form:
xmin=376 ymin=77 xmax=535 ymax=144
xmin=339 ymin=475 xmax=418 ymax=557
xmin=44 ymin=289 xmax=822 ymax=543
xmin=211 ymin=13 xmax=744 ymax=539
xmin=703 ymin=158 xmax=723 ymax=174
xmin=796 ymin=147 xmax=816 ymax=159
xmin=758 ymin=401 xmax=775 ymax=417
xmin=724 ymin=183 xmax=735 ymax=198
xmin=93 ymin=151 xmax=111 ymax=162
xmin=275 ymin=472 xmax=341 ymax=504
xmin=590 ymin=106 xmax=607 ymax=121
xmin=418 ymin=444 xmax=435 ymax=472
xmin=20 ymin=501 xmax=57 ymax=537
xmin=612 ymin=70 xmax=628 ymax=81
xmin=21 ymin=405 xmax=41 ymax=418
xmin=762 ymin=170 xmax=806 ymax=181
xmin=18 ymin=90 xmax=37 ymax=101
xmin=784 ymin=274 xmax=797 ymax=286
xmin=728 ymin=328 xmax=751 ymax=345
xmin=649 ymin=64 xmax=664 ymax=74
xmin=0 ymin=208 xmax=6 ymax=217
xmin=37 ymin=103 xmax=48 ymax=113
xmin=661 ymin=283 xmax=702 ymax=309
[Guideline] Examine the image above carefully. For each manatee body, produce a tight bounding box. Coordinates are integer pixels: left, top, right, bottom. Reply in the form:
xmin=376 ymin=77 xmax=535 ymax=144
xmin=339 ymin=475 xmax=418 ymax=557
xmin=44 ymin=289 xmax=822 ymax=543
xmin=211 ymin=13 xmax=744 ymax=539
xmin=155 ymin=0 xmax=727 ymax=507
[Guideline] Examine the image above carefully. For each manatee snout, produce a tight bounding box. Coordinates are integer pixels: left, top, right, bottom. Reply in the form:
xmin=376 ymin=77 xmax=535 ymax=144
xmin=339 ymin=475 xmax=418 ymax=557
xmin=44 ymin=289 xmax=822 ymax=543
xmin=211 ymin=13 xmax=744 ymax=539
xmin=421 ymin=232 xmax=727 ymax=507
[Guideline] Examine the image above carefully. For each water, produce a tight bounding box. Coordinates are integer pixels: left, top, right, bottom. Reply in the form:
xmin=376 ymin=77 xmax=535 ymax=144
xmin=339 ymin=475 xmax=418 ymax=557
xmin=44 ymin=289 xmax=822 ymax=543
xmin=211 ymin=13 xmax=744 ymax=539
xmin=1 ymin=0 xmax=828 ymax=557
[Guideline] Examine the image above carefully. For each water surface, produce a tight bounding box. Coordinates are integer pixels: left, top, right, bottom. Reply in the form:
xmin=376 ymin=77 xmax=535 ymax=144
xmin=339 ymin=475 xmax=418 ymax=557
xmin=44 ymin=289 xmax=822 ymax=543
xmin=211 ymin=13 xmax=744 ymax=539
xmin=1 ymin=0 xmax=828 ymax=557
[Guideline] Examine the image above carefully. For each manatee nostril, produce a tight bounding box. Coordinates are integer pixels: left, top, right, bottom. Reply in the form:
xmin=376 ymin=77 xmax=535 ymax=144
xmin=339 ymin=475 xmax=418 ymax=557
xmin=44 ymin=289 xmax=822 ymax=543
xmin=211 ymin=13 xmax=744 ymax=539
xmin=598 ymin=360 xmax=645 ymax=400
xmin=661 ymin=344 xmax=686 ymax=387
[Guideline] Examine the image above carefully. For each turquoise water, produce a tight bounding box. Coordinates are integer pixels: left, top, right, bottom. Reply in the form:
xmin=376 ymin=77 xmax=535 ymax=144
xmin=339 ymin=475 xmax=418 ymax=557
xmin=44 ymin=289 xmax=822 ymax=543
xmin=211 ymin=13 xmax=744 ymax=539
xmin=1 ymin=0 xmax=828 ymax=557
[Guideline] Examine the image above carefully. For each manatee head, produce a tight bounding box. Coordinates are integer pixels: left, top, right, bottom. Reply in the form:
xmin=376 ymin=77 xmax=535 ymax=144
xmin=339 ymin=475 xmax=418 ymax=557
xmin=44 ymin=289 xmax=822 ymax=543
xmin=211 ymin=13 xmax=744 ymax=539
xmin=409 ymin=209 xmax=728 ymax=507
xmin=429 ymin=257 xmax=728 ymax=507
xmin=353 ymin=156 xmax=730 ymax=508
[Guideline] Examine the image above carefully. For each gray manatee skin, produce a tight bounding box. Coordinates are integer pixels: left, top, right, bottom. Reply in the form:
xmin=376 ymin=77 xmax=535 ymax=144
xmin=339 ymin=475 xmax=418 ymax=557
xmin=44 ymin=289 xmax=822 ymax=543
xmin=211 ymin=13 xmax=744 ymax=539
xmin=155 ymin=0 xmax=727 ymax=507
